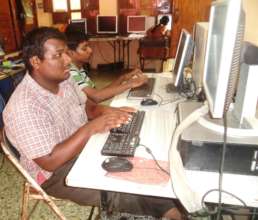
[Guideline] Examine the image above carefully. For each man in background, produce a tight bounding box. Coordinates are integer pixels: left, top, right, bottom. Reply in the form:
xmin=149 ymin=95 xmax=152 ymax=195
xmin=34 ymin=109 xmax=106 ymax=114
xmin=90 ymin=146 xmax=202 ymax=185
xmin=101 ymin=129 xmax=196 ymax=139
xmin=65 ymin=26 xmax=147 ymax=103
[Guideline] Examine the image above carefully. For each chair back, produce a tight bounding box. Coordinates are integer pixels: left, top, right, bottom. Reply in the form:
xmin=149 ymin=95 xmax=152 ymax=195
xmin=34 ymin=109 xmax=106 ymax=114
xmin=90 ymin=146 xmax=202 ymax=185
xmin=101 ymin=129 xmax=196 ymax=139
xmin=139 ymin=37 xmax=170 ymax=59
xmin=1 ymin=130 xmax=48 ymax=196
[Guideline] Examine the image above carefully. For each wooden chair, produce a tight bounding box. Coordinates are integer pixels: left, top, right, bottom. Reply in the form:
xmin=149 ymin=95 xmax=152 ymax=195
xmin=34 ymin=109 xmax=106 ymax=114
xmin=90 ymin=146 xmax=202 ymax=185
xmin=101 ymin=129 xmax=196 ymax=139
xmin=138 ymin=37 xmax=170 ymax=72
xmin=1 ymin=130 xmax=96 ymax=220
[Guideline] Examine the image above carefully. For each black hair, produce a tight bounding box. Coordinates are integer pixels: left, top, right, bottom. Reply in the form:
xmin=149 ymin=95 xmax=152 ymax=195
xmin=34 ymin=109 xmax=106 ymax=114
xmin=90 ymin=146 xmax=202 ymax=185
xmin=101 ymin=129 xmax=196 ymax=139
xmin=65 ymin=24 xmax=89 ymax=51
xmin=22 ymin=27 xmax=66 ymax=73
xmin=159 ymin=15 xmax=170 ymax=26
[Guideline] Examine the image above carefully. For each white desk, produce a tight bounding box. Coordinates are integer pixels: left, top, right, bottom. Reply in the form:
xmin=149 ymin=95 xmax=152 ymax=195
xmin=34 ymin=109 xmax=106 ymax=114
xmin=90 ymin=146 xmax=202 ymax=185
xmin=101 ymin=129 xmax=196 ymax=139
xmin=89 ymin=35 xmax=145 ymax=69
xmin=66 ymin=73 xmax=179 ymax=199
xmin=66 ymin=73 xmax=258 ymax=209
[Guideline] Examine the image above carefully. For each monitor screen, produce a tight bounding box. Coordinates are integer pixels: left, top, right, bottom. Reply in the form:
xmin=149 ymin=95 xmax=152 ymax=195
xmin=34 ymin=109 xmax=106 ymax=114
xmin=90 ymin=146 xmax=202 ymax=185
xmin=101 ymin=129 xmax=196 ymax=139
xmin=203 ymin=0 xmax=245 ymax=118
xmin=127 ymin=16 xmax=146 ymax=34
xmin=70 ymin=18 xmax=87 ymax=34
xmin=157 ymin=14 xmax=173 ymax=31
xmin=173 ymin=29 xmax=194 ymax=88
xmin=97 ymin=15 xmax=118 ymax=34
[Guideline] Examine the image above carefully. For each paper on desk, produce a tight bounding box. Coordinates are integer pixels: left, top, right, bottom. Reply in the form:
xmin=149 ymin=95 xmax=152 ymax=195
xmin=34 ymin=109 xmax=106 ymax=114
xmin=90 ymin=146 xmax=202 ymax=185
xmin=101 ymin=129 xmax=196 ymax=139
xmin=169 ymin=103 xmax=209 ymax=213
xmin=105 ymin=157 xmax=170 ymax=186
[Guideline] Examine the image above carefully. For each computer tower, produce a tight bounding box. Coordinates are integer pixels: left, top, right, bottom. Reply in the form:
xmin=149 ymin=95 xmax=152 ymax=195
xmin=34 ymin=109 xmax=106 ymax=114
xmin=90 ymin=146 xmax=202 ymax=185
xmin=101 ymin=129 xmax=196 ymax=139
xmin=178 ymin=102 xmax=258 ymax=176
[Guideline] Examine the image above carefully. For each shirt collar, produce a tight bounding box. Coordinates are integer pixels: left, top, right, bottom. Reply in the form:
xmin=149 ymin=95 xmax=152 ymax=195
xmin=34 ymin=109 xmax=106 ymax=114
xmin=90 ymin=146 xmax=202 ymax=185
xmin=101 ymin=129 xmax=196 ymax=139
xmin=24 ymin=72 xmax=67 ymax=98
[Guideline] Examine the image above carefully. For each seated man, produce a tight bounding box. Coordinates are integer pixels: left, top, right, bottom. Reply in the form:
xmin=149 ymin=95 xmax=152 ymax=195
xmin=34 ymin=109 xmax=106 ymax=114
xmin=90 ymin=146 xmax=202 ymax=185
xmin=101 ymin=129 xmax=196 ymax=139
xmin=65 ymin=27 xmax=147 ymax=103
xmin=3 ymin=27 xmax=182 ymax=219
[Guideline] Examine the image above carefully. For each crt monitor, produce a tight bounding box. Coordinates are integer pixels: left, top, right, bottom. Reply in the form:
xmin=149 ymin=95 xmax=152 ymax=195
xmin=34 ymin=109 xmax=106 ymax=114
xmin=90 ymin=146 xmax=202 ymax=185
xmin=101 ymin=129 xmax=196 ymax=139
xmin=127 ymin=16 xmax=146 ymax=34
xmin=145 ymin=16 xmax=156 ymax=31
xmin=167 ymin=29 xmax=194 ymax=93
xmin=97 ymin=15 xmax=118 ymax=34
xmin=157 ymin=14 xmax=173 ymax=31
xmin=203 ymin=0 xmax=245 ymax=119
xmin=69 ymin=18 xmax=87 ymax=34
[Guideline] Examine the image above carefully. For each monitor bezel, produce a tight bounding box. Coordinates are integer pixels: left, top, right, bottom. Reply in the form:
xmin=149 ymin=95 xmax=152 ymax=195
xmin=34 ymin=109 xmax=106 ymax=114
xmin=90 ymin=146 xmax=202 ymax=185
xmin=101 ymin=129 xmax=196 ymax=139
xmin=69 ymin=18 xmax=87 ymax=34
xmin=202 ymin=0 xmax=243 ymax=118
xmin=96 ymin=15 xmax=118 ymax=34
xmin=127 ymin=15 xmax=147 ymax=34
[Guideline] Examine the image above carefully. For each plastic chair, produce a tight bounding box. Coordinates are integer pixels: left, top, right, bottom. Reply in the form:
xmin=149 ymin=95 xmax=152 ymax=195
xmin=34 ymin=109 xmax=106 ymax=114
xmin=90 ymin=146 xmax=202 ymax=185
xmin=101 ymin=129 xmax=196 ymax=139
xmin=138 ymin=37 xmax=170 ymax=72
xmin=1 ymin=130 xmax=96 ymax=220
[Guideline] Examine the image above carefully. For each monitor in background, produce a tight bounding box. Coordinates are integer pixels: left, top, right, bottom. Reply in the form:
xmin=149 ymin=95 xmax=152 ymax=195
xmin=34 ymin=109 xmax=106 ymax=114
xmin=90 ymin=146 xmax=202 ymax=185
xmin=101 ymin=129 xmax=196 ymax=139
xmin=97 ymin=15 xmax=118 ymax=34
xmin=166 ymin=29 xmax=194 ymax=93
xmin=69 ymin=18 xmax=87 ymax=34
xmin=127 ymin=16 xmax=146 ymax=34
xmin=145 ymin=16 xmax=156 ymax=31
xmin=157 ymin=14 xmax=172 ymax=31
xmin=192 ymin=22 xmax=209 ymax=91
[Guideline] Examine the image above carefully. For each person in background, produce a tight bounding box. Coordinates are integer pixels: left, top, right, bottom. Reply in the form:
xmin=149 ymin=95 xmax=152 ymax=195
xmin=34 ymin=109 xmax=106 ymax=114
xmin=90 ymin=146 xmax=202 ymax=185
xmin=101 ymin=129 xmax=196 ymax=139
xmin=146 ymin=15 xmax=171 ymax=38
xmin=65 ymin=26 xmax=147 ymax=103
xmin=3 ymin=27 xmax=182 ymax=220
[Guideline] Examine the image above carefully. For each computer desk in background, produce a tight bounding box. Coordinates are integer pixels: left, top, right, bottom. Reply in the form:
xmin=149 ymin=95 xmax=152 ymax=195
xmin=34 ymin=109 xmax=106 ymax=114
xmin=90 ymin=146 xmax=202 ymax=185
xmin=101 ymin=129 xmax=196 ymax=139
xmin=89 ymin=35 xmax=144 ymax=70
xmin=66 ymin=72 xmax=258 ymax=209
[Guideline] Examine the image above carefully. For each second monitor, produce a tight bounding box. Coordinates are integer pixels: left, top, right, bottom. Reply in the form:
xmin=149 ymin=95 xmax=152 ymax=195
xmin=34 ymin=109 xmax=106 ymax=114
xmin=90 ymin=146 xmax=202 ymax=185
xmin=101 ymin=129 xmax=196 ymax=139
xmin=97 ymin=15 xmax=118 ymax=34
xmin=166 ymin=29 xmax=194 ymax=93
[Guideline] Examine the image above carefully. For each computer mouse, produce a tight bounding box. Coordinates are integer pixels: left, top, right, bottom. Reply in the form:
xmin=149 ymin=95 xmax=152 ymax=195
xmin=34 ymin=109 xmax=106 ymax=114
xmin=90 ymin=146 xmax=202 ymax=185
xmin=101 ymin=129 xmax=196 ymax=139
xmin=102 ymin=157 xmax=133 ymax=172
xmin=140 ymin=98 xmax=158 ymax=106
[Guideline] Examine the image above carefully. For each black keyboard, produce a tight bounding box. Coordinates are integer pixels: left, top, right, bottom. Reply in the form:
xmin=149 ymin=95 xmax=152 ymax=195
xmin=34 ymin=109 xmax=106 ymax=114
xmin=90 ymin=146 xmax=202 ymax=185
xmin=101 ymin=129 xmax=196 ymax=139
xmin=127 ymin=77 xmax=155 ymax=98
xmin=101 ymin=111 xmax=145 ymax=157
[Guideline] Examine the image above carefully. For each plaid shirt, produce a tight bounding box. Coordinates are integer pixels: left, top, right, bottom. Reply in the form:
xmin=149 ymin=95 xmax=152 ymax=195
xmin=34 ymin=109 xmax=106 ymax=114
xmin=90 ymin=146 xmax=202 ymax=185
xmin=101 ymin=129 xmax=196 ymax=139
xmin=3 ymin=73 xmax=88 ymax=184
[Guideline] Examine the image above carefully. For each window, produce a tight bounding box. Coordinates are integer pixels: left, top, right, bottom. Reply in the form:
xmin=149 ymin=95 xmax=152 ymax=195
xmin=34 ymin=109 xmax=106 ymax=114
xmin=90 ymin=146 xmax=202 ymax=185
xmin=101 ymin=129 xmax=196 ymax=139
xmin=52 ymin=0 xmax=82 ymax=19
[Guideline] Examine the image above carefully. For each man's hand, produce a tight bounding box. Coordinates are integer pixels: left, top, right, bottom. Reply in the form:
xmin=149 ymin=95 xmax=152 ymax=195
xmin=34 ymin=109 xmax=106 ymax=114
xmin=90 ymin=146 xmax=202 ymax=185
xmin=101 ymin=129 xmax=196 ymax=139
xmin=102 ymin=106 xmax=136 ymax=115
xmin=127 ymin=74 xmax=148 ymax=88
xmin=121 ymin=69 xmax=143 ymax=81
xmin=86 ymin=107 xmax=135 ymax=133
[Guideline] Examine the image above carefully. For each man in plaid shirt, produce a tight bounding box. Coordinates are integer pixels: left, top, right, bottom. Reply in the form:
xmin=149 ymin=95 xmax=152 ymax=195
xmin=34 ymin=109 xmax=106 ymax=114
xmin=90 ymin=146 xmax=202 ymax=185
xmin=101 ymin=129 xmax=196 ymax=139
xmin=3 ymin=27 xmax=182 ymax=220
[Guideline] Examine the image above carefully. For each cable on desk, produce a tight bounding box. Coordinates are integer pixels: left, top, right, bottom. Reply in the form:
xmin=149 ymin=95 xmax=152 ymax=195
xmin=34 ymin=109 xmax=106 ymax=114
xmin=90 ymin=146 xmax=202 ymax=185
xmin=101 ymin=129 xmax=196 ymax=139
xmin=152 ymin=92 xmax=163 ymax=106
xmin=138 ymin=144 xmax=170 ymax=176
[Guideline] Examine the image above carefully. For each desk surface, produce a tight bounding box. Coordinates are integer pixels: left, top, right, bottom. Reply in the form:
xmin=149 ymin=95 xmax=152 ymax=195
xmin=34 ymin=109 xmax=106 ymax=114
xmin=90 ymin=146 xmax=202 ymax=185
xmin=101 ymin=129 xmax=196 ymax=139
xmin=66 ymin=73 xmax=258 ymax=208
xmin=89 ymin=34 xmax=145 ymax=42
xmin=66 ymin=73 xmax=178 ymax=199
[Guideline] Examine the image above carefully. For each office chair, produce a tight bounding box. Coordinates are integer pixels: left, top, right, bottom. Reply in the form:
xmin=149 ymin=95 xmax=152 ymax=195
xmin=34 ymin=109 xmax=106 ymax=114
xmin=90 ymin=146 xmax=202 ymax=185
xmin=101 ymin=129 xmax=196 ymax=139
xmin=138 ymin=37 xmax=170 ymax=72
xmin=1 ymin=130 xmax=96 ymax=220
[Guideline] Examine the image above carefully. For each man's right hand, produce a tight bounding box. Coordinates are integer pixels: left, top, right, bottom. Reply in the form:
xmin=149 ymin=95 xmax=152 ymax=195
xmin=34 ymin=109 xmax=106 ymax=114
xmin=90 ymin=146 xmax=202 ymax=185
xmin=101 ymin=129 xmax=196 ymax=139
xmin=86 ymin=110 xmax=133 ymax=133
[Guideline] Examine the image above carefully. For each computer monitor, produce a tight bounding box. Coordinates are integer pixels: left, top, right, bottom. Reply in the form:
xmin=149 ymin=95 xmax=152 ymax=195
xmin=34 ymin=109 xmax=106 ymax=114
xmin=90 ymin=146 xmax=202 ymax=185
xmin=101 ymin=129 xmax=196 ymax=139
xmin=203 ymin=0 xmax=245 ymax=119
xmin=96 ymin=15 xmax=118 ymax=34
xmin=199 ymin=0 xmax=258 ymax=137
xmin=167 ymin=29 xmax=194 ymax=93
xmin=145 ymin=16 xmax=156 ymax=31
xmin=192 ymin=22 xmax=209 ymax=91
xmin=70 ymin=18 xmax=87 ymax=34
xmin=157 ymin=14 xmax=173 ymax=31
xmin=127 ymin=16 xmax=146 ymax=34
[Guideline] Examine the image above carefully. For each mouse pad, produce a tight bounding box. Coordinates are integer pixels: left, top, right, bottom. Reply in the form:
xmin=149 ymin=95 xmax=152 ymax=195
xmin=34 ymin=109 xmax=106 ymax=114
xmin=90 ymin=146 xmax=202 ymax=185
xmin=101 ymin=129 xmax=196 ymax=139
xmin=105 ymin=157 xmax=169 ymax=186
